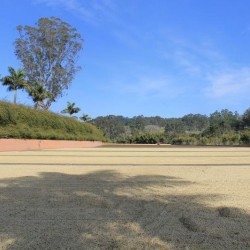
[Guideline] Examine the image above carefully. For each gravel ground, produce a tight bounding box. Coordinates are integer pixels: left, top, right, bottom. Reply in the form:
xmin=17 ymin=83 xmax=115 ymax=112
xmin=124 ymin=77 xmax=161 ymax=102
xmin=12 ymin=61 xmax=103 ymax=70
xmin=0 ymin=146 xmax=250 ymax=249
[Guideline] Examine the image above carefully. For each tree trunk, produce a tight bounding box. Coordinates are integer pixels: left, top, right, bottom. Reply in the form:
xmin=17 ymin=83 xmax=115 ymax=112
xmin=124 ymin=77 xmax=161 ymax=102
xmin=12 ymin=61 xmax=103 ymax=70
xmin=14 ymin=90 xmax=17 ymax=104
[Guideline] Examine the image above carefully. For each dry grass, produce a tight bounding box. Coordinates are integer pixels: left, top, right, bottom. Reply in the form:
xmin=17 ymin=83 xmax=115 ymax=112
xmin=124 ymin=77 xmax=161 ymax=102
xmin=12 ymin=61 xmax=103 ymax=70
xmin=0 ymin=146 xmax=250 ymax=249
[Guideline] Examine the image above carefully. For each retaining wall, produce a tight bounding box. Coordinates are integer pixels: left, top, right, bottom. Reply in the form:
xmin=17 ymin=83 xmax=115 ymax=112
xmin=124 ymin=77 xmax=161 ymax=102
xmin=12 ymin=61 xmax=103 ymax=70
xmin=0 ymin=139 xmax=103 ymax=151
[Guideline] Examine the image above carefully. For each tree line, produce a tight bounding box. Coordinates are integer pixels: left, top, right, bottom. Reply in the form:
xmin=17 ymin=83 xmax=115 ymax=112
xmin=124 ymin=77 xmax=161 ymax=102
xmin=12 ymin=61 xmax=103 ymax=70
xmin=91 ymin=109 xmax=250 ymax=145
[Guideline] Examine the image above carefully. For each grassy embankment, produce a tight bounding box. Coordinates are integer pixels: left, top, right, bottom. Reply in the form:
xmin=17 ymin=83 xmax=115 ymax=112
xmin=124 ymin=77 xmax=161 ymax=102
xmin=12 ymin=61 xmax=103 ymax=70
xmin=0 ymin=101 xmax=105 ymax=141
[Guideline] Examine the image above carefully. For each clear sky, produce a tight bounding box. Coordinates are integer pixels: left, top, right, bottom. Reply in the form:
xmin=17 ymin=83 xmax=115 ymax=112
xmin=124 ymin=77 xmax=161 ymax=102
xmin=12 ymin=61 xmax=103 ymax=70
xmin=1 ymin=0 xmax=250 ymax=118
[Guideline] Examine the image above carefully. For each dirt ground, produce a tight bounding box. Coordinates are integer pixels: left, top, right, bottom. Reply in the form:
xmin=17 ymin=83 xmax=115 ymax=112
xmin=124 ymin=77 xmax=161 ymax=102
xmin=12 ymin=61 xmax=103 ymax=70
xmin=0 ymin=146 xmax=249 ymax=249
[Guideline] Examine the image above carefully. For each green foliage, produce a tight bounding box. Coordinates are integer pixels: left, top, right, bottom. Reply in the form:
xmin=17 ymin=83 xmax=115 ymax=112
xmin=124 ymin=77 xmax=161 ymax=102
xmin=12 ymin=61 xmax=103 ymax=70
xmin=1 ymin=67 xmax=28 ymax=104
xmin=79 ymin=113 xmax=91 ymax=122
xmin=117 ymin=133 xmax=169 ymax=144
xmin=25 ymin=81 xmax=54 ymax=109
xmin=129 ymin=115 xmax=147 ymax=134
xmin=240 ymin=130 xmax=250 ymax=145
xmin=181 ymin=114 xmax=209 ymax=131
xmin=61 ymin=102 xmax=80 ymax=116
xmin=15 ymin=17 xmax=83 ymax=109
xmin=171 ymin=135 xmax=198 ymax=145
xmin=165 ymin=119 xmax=185 ymax=135
xmin=204 ymin=109 xmax=240 ymax=136
xmin=242 ymin=108 xmax=250 ymax=128
xmin=0 ymin=101 xmax=105 ymax=141
xmin=93 ymin=115 xmax=126 ymax=140
xmin=91 ymin=108 xmax=250 ymax=145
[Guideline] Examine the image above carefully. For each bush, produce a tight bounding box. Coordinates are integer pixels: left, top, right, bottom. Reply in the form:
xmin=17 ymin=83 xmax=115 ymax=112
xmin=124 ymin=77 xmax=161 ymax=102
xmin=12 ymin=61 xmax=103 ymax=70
xmin=240 ymin=130 xmax=250 ymax=145
xmin=171 ymin=135 xmax=198 ymax=145
xmin=116 ymin=132 xmax=168 ymax=144
xmin=222 ymin=133 xmax=240 ymax=145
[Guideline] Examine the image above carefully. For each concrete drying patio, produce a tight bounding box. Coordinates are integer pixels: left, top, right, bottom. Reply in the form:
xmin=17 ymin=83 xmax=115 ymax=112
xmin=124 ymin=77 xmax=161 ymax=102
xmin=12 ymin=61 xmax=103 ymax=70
xmin=0 ymin=146 xmax=250 ymax=249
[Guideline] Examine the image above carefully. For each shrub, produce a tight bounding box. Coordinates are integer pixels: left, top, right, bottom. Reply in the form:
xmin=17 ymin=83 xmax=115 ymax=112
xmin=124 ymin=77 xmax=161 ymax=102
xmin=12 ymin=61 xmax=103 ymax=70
xmin=240 ymin=130 xmax=250 ymax=145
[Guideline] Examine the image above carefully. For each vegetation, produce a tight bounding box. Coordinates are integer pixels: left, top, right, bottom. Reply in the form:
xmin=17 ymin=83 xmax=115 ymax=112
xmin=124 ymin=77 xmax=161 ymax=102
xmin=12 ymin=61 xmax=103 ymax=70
xmin=0 ymin=101 xmax=105 ymax=141
xmin=25 ymin=81 xmax=54 ymax=109
xmin=1 ymin=67 xmax=28 ymax=104
xmin=15 ymin=17 xmax=83 ymax=109
xmin=79 ymin=113 xmax=91 ymax=122
xmin=91 ymin=109 xmax=250 ymax=145
xmin=61 ymin=102 xmax=80 ymax=116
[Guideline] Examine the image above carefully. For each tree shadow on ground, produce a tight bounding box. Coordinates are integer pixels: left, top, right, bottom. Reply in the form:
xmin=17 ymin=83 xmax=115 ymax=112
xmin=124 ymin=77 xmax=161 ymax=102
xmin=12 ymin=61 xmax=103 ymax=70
xmin=0 ymin=170 xmax=249 ymax=249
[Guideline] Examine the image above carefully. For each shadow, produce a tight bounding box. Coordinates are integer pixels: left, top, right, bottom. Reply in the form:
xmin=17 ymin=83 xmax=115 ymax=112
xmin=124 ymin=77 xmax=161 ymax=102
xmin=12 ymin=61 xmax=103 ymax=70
xmin=0 ymin=170 xmax=249 ymax=249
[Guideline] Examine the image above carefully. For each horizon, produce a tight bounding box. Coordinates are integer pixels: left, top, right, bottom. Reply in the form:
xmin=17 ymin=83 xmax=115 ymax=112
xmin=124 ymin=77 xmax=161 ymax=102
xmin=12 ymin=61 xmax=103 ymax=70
xmin=0 ymin=100 xmax=246 ymax=120
xmin=1 ymin=1 xmax=250 ymax=118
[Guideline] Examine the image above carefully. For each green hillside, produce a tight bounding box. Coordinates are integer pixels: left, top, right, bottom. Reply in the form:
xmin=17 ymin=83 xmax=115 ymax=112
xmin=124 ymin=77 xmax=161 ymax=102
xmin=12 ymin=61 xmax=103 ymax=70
xmin=0 ymin=101 xmax=105 ymax=141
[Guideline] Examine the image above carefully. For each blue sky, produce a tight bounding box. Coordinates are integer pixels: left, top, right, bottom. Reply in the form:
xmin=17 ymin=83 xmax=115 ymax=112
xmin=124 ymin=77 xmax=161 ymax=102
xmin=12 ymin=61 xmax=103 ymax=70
xmin=1 ymin=0 xmax=250 ymax=118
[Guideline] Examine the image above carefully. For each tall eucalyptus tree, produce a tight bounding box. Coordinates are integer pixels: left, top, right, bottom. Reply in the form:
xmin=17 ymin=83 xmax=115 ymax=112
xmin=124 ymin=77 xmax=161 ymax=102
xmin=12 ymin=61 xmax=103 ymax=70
xmin=15 ymin=17 xmax=83 ymax=109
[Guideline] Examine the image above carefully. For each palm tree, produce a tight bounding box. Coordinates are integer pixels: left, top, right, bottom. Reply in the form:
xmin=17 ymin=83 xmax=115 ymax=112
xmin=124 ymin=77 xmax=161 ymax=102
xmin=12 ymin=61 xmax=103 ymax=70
xmin=1 ymin=67 xmax=28 ymax=104
xmin=61 ymin=102 xmax=80 ymax=116
xmin=25 ymin=81 xmax=54 ymax=109
xmin=79 ymin=113 xmax=91 ymax=122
